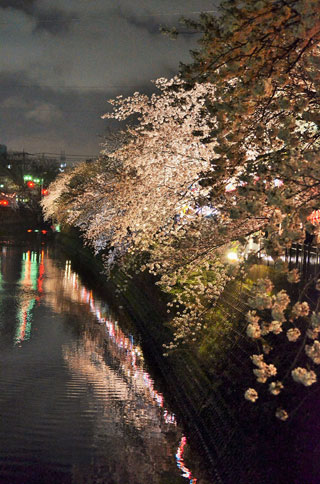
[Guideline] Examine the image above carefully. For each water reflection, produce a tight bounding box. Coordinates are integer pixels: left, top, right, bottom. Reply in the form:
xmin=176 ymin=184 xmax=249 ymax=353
xmin=15 ymin=250 xmax=44 ymax=344
xmin=0 ymin=246 xmax=199 ymax=483
xmin=59 ymin=258 xmax=197 ymax=482
xmin=176 ymin=437 xmax=198 ymax=484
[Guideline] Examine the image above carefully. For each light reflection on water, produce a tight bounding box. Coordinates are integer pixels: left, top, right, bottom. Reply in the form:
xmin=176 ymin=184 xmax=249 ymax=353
xmin=0 ymin=245 xmax=198 ymax=484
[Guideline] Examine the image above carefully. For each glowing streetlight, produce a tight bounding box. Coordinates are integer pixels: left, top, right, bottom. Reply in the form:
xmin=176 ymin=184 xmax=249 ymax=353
xmin=227 ymin=251 xmax=238 ymax=261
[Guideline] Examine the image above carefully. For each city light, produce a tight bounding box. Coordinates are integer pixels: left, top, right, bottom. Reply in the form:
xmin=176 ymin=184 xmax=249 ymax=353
xmin=227 ymin=251 xmax=238 ymax=261
xmin=24 ymin=175 xmax=44 ymax=185
xmin=27 ymin=181 xmax=35 ymax=188
xmin=0 ymin=200 xmax=9 ymax=206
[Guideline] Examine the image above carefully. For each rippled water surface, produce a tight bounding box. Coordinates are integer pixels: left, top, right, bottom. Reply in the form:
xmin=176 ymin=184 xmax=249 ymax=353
xmin=0 ymin=243 xmax=198 ymax=484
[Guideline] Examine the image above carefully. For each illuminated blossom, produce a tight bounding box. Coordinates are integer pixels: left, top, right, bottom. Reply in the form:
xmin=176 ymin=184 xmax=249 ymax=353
xmin=274 ymin=290 xmax=290 ymax=311
xmin=246 ymin=323 xmax=261 ymax=339
xmin=271 ymin=306 xmax=286 ymax=323
xmin=290 ymin=302 xmax=310 ymax=320
xmin=246 ymin=311 xmax=261 ymax=338
xmin=291 ymin=367 xmax=317 ymax=386
xmin=305 ymin=340 xmax=320 ymax=364
xmin=269 ymin=381 xmax=284 ymax=396
xmin=253 ymin=368 xmax=268 ymax=383
xmin=251 ymin=354 xmax=277 ymax=383
xmin=275 ymin=408 xmax=288 ymax=421
xmin=250 ymin=294 xmax=272 ymax=310
xmin=246 ymin=310 xmax=260 ymax=325
xmin=251 ymin=354 xmax=264 ymax=367
xmin=269 ymin=320 xmax=283 ymax=335
xmin=248 ymin=280 xmax=273 ymax=309
xmin=253 ymin=364 xmax=277 ymax=383
xmin=244 ymin=388 xmax=258 ymax=402
xmin=256 ymin=278 xmax=274 ymax=294
xmin=286 ymin=328 xmax=301 ymax=342
xmin=287 ymin=269 xmax=300 ymax=284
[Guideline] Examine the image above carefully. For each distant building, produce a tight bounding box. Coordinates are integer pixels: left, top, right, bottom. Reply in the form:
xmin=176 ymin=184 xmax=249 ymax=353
xmin=0 ymin=146 xmax=62 ymax=208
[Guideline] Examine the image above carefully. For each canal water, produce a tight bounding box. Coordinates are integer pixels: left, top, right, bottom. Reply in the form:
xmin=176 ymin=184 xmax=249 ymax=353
xmin=0 ymin=242 xmax=201 ymax=484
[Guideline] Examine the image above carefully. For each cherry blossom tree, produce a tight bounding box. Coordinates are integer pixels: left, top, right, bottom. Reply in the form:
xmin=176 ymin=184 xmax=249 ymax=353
xmin=177 ymin=0 xmax=320 ymax=250
xmin=42 ymin=0 xmax=320 ymax=420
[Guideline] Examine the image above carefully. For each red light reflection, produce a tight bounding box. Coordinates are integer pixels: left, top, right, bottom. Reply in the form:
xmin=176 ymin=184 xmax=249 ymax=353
xmin=37 ymin=250 xmax=45 ymax=295
xmin=176 ymin=436 xmax=197 ymax=483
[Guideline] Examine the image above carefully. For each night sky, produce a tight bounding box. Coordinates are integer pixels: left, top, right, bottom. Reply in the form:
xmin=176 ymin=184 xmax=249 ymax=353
xmin=0 ymin=0 xmax=217 ymax=159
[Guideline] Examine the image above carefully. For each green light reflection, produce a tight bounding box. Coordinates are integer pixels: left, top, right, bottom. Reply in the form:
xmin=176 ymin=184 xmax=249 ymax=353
xmin=15 ymin=251 xmax=41 ymax=345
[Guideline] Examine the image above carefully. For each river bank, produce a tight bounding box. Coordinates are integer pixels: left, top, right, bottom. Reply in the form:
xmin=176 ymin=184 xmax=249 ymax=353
xmin=0 ymin=207 xmax=48 ymax=236
xmin=56 ymin=233 xmax=271 ymax=483
xmin=51 ymin=229 xmax=320 ymax=484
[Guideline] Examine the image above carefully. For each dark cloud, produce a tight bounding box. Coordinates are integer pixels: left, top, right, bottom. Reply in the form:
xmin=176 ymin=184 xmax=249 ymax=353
xmin=33 ymin=9 xmax=77 ymax=35
xmin=0 ymin=0 xmax=218 ymax=155
xmin=116 ymin=8 xmax=162 ymax=36
xmin=0 ymin=0 xmax=35 ymax=14
xmin=0 ymin=0 xmax=77 ymax=35
xmin=0 ymin=71 xmax=153 ymax=155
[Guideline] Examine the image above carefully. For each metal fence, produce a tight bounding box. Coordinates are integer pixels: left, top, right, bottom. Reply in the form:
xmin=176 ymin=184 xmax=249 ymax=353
xmin=285 ymin=243 xmax=320 ymax=275
xmin=254 ymin=241 xmax=320 ymax=278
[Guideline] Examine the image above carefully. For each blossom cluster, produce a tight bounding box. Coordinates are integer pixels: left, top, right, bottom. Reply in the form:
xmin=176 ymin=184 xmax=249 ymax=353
xmin=286 ymin=328 xmax=301 ymax=342
xmin=269 ymin=381 xmax=284 ymax=396
xmin=251 ymin=354 xmax=277 ymax=383
xmin=244 ymin=276 xmax=319 ymax=419
xmin=305 ymin=340 xmax=320 ymax=365
xmin=244 ymin=388 xmax=258 ymax=402
xmin=275 ymin=408 xmax=288 ymax=421
xmin=291 ymin=367 xmax=317 ymax=386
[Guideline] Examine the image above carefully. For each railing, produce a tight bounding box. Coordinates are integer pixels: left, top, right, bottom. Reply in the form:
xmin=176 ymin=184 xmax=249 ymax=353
xmin=253 ymin=241 xmax=320 ymax=278
xmin=286 ymin=243 xmax=320 ymax=274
